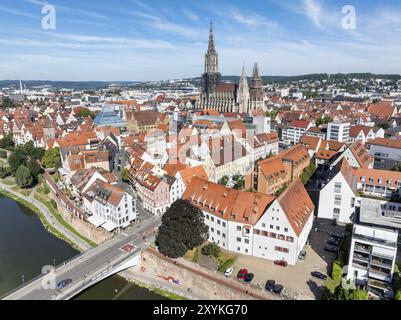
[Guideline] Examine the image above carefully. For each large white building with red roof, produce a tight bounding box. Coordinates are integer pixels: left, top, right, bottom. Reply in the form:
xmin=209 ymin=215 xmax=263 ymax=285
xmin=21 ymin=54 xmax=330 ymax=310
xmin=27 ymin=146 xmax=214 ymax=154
xmin=183 ymin=177 xmax=314 ymax=265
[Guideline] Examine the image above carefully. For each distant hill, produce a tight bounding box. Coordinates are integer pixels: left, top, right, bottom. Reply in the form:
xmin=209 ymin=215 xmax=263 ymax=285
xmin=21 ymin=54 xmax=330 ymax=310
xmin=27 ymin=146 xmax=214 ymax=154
xmin=185 ymin=73 xmax=401 ymax=84
xmin=1 ymin=73 xmax=400 ymax=91
xmin=0 ymin=80 xmax=141 ymax=91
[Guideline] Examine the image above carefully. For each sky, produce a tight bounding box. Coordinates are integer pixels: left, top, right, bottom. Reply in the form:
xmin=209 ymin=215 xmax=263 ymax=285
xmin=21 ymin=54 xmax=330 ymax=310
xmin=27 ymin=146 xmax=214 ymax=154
xmin=1 ymin=0 xmax=401 ymax=81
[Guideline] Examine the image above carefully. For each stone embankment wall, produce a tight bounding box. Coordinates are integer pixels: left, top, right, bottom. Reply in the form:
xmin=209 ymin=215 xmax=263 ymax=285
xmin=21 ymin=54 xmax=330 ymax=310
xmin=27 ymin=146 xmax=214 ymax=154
xmin=57 ymin=204 xmax=111 ymax=244
xmin=137 ymin=248 xmax=280 ymax=300
xmin=43 ymin=172 xmax=111 ymax=245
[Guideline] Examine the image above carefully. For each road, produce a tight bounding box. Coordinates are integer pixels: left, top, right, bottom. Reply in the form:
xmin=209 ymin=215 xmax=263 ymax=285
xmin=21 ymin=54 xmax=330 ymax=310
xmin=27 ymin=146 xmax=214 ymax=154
xmin=3 ymin=216 xmax=161 ymax=300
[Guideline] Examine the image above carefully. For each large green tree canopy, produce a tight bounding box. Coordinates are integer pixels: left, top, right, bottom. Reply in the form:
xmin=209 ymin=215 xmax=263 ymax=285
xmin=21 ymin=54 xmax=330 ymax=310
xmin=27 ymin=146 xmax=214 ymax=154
xmin=156 ymin=199 xmax=209 ymax=259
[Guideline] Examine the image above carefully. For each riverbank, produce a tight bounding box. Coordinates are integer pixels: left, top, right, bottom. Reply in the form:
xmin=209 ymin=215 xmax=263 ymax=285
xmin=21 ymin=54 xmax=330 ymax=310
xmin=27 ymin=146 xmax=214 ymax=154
xmin=0 ymin=187 xmax=82 ymax=252
xmin=119 ymin=270 xmax=187 ymax=300
xmin=0 ymin=181 xmax=91 ymax=252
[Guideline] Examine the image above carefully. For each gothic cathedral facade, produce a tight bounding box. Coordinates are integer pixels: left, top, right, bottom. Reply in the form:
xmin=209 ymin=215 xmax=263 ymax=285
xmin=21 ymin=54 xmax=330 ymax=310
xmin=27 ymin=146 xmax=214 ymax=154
xmin=197 ymin=22 xmax=266 ymax=114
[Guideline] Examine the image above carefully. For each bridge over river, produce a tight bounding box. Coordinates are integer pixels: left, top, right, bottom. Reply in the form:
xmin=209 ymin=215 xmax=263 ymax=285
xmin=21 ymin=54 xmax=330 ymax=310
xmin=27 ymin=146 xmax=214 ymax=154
xmin=2 ymin=218 xmax=160 ymax=300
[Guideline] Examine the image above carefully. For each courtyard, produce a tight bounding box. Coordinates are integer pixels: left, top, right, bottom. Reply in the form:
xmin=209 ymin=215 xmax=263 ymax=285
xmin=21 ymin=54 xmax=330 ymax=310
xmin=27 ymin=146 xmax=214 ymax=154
xmin=229 ymin=218 xmax=346 ymax=300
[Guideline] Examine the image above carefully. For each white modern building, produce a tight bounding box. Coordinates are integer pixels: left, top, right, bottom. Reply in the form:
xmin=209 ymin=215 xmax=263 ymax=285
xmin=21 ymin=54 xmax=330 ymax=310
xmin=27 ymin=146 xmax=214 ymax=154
xmin=366 ymin=138 xmax=401 ymax=170
xmin=327 ymin=122 xmax=350 ymax=143
xmin=282 ymin=120 xmax=313 ymax=145
xmin=318 ymin=158 xmax=401 ymax=223
xmin=347 ymin=199 xmax=398 ymax=298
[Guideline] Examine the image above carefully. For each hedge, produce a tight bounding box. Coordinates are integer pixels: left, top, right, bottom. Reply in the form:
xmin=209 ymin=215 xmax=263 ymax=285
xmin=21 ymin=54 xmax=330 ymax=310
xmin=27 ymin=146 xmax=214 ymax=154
xmin=218 ymin=258 xmax=235 ymax=273
xmin=332 ymin=261 xmax=343 ymax=281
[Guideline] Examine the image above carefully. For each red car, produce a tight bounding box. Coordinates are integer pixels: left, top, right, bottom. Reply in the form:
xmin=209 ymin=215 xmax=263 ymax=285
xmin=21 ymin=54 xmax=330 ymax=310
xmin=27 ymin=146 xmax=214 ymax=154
xmin=237 ymin=269 xmax=248 ymax=280
xmin=274 ymin=260 xmax=288 ymax=267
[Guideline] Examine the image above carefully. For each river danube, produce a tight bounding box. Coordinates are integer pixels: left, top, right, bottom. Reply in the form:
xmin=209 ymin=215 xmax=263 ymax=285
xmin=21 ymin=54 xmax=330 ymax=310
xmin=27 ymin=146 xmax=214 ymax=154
xmin=0 ymin=194 xmax=165 ymax=300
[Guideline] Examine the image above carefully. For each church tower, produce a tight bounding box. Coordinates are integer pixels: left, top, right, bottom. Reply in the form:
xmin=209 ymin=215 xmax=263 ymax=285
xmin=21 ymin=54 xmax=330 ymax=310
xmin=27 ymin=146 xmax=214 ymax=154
xmin=249 ymin=63 xmax=265 ymax=111
xmin=237 ymin=64 xmax=250 ymax=114
xmin=201 ymin=21 xmax=222 ymax=100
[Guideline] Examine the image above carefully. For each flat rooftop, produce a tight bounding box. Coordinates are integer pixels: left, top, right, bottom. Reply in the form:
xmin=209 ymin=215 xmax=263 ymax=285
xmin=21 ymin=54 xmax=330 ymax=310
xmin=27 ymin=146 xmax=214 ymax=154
xmin=358 ymin=198 xmax=401 ymax=230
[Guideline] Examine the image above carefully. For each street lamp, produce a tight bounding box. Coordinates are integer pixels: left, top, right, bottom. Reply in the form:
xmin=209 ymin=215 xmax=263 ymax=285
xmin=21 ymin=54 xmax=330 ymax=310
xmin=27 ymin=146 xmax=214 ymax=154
xmin=53 ymin=258 xmax=56 ymax=268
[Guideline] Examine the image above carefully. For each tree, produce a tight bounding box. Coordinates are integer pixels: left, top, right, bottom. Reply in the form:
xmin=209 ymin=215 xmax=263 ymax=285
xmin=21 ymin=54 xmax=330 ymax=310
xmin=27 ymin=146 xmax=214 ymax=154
xmin=76 ymin=108 xmax=94 ymax=118
xmin=0 ymin=97 xmax=15 ymax=109
xmin=234 ymin=178 xmax=245 ymax=190
xmin=316 ymin=117 xmax=333 ymax=126
xmin=42 ymin=147 xmax=61 ymax=169
xmin=329 ymin=286 xmax=368 ymax=300
xmin=8 ymin=148 xmax=27 ymax=174
xmin=201 ymin=243 xmax=221 ymax=258
xmin=0 ymin=135 xmax=14 ymax=150
xmin=218 ymin=176 xmax=229 ymax=186
xmin=27 ymin=157 xmax=43 ymax=182
xmin=121 ymin=168 xmax=129 ymax=182
xmin=0 ymin=150 xmax=6 ymax=158
xmin=156 ymin=199 xmax=209 ymax=259
xmin=0 ymin=166 xmax=11 ymax=179
xmin=15 ymin=165 xmax=33 ymax=189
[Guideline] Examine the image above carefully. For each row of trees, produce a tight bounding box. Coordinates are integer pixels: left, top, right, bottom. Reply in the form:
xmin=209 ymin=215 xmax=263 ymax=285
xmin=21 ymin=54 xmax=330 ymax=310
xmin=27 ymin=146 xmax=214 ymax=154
xmin=0 ymin=135 xmax=62 ymax=189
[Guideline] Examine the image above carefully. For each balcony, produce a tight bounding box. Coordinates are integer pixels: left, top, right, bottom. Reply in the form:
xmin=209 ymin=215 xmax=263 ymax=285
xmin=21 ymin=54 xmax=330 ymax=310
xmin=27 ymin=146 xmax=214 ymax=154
xmin=367 ymin=279 xmax=390 ymax=292
xmin=370 ymin=258 xmax=393 ymax=270
xmin=352 ymin=262 xmax=369 ymax=270
xmin=353 ymin=233 xmax=397 ymax=248
xmin=353 ymin=253 xmax=369 ymax=263
xmin=368 ymin=268 xmax=391 ymax=282
xmin=354 ymin=243 xmax=372 ymax=254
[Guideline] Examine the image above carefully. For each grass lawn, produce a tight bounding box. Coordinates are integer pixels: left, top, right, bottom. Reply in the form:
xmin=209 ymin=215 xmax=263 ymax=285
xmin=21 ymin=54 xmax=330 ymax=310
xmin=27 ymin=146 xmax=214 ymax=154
xmin=184 ymin=246 xmax=201 ymax=262
xmin=34 ymin=192 xmax=97 ymax=248
xmin=184 ymin=243 xmax=238 ymax=271
xmin=12 ymin=185 xmax=32 ymax=197
xmin=0 ymin=177 xmax=15 ymax=186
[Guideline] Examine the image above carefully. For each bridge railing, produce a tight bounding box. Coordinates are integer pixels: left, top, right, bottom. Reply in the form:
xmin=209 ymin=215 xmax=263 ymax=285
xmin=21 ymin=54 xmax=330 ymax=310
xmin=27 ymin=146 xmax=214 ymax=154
xmin=58 ymin=249 xmax=142 ymax=300
xmin=0 ymin=241 xmax=108 ymax=300
xmin=1 ymin=246 xmax=141 ymax=300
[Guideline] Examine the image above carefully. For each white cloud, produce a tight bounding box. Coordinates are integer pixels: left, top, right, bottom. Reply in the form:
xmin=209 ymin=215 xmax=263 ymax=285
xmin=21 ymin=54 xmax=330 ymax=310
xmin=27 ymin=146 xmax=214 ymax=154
xmin=0 ymin=5 xmax=37 ymax=19
xmin=303 ymin=0 xmax=322 ymax=28
xmin=127 ymin=10 xmax=203 ymax=38
xmin=24 ymin=0 xmax=110 ymax=20
xmin=182 ymin=9 xmax=199 ymax=21
xmin=230 ymin=10 xmax=278 ymax=30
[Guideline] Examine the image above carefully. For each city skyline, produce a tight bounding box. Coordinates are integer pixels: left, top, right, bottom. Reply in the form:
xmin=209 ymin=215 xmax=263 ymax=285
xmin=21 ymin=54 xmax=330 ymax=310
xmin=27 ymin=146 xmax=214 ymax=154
xmin=1 ymin=0 xmax=401 ymax=81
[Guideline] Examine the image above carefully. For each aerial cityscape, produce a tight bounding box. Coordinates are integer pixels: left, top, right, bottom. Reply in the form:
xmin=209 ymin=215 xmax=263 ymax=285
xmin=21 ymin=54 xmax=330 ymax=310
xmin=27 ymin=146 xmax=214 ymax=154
xmin=1 ymin=0 xmax=401 ymax=305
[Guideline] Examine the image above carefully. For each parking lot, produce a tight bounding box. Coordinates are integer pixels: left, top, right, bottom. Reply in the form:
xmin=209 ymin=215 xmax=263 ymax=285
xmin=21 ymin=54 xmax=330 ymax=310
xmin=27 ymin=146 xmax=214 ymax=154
xmin=230 ymin=218 xmax=345 ymax=300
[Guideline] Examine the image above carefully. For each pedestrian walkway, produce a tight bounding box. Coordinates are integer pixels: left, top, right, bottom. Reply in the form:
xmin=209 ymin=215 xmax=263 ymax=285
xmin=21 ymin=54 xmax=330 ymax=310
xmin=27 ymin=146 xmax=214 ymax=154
xmin=0 ymin=182 xmax=91 ymax=252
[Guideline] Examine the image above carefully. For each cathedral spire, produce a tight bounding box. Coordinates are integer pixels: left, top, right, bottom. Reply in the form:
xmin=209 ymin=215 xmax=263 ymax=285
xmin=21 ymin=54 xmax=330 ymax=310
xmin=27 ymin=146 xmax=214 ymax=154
xmin=252 ymin=63 xmax=260 ymax=80
xmin=208 ymin=20 xmax=216 ymax=53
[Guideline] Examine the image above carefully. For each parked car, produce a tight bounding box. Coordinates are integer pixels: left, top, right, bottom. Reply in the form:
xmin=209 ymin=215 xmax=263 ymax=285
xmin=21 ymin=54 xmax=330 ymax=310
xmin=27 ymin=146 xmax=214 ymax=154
xmin=274 ymin=260 xmax=288 ymax=267
xmin=330 ymin=232 xmax=342 ymax=240
xmin=237 ymin=269 xmax=248 ymax=280
xmin=299 ymin=251 xmax=307 ymax=261
xmin=265 ymin=280 xmax=275 ymax=292
xmin=327 ymin=239 xmax=341 ymax=247
xmin=274 ymin=284 xmax=284 ymax=295
xmin=311 ymin=271 xmax=328 ymax=281
xmin=328 ymin=235 xmax=341 ymax=242
xmin=224 ymin=267 xmax=234 ymax=277
xmin=244 ymin=273 xmax=254 ymax=283
xmin=324 ymin=245 xmax=338 ymax=254
xmin=57 ymin=279 xmax=72 ymax=290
